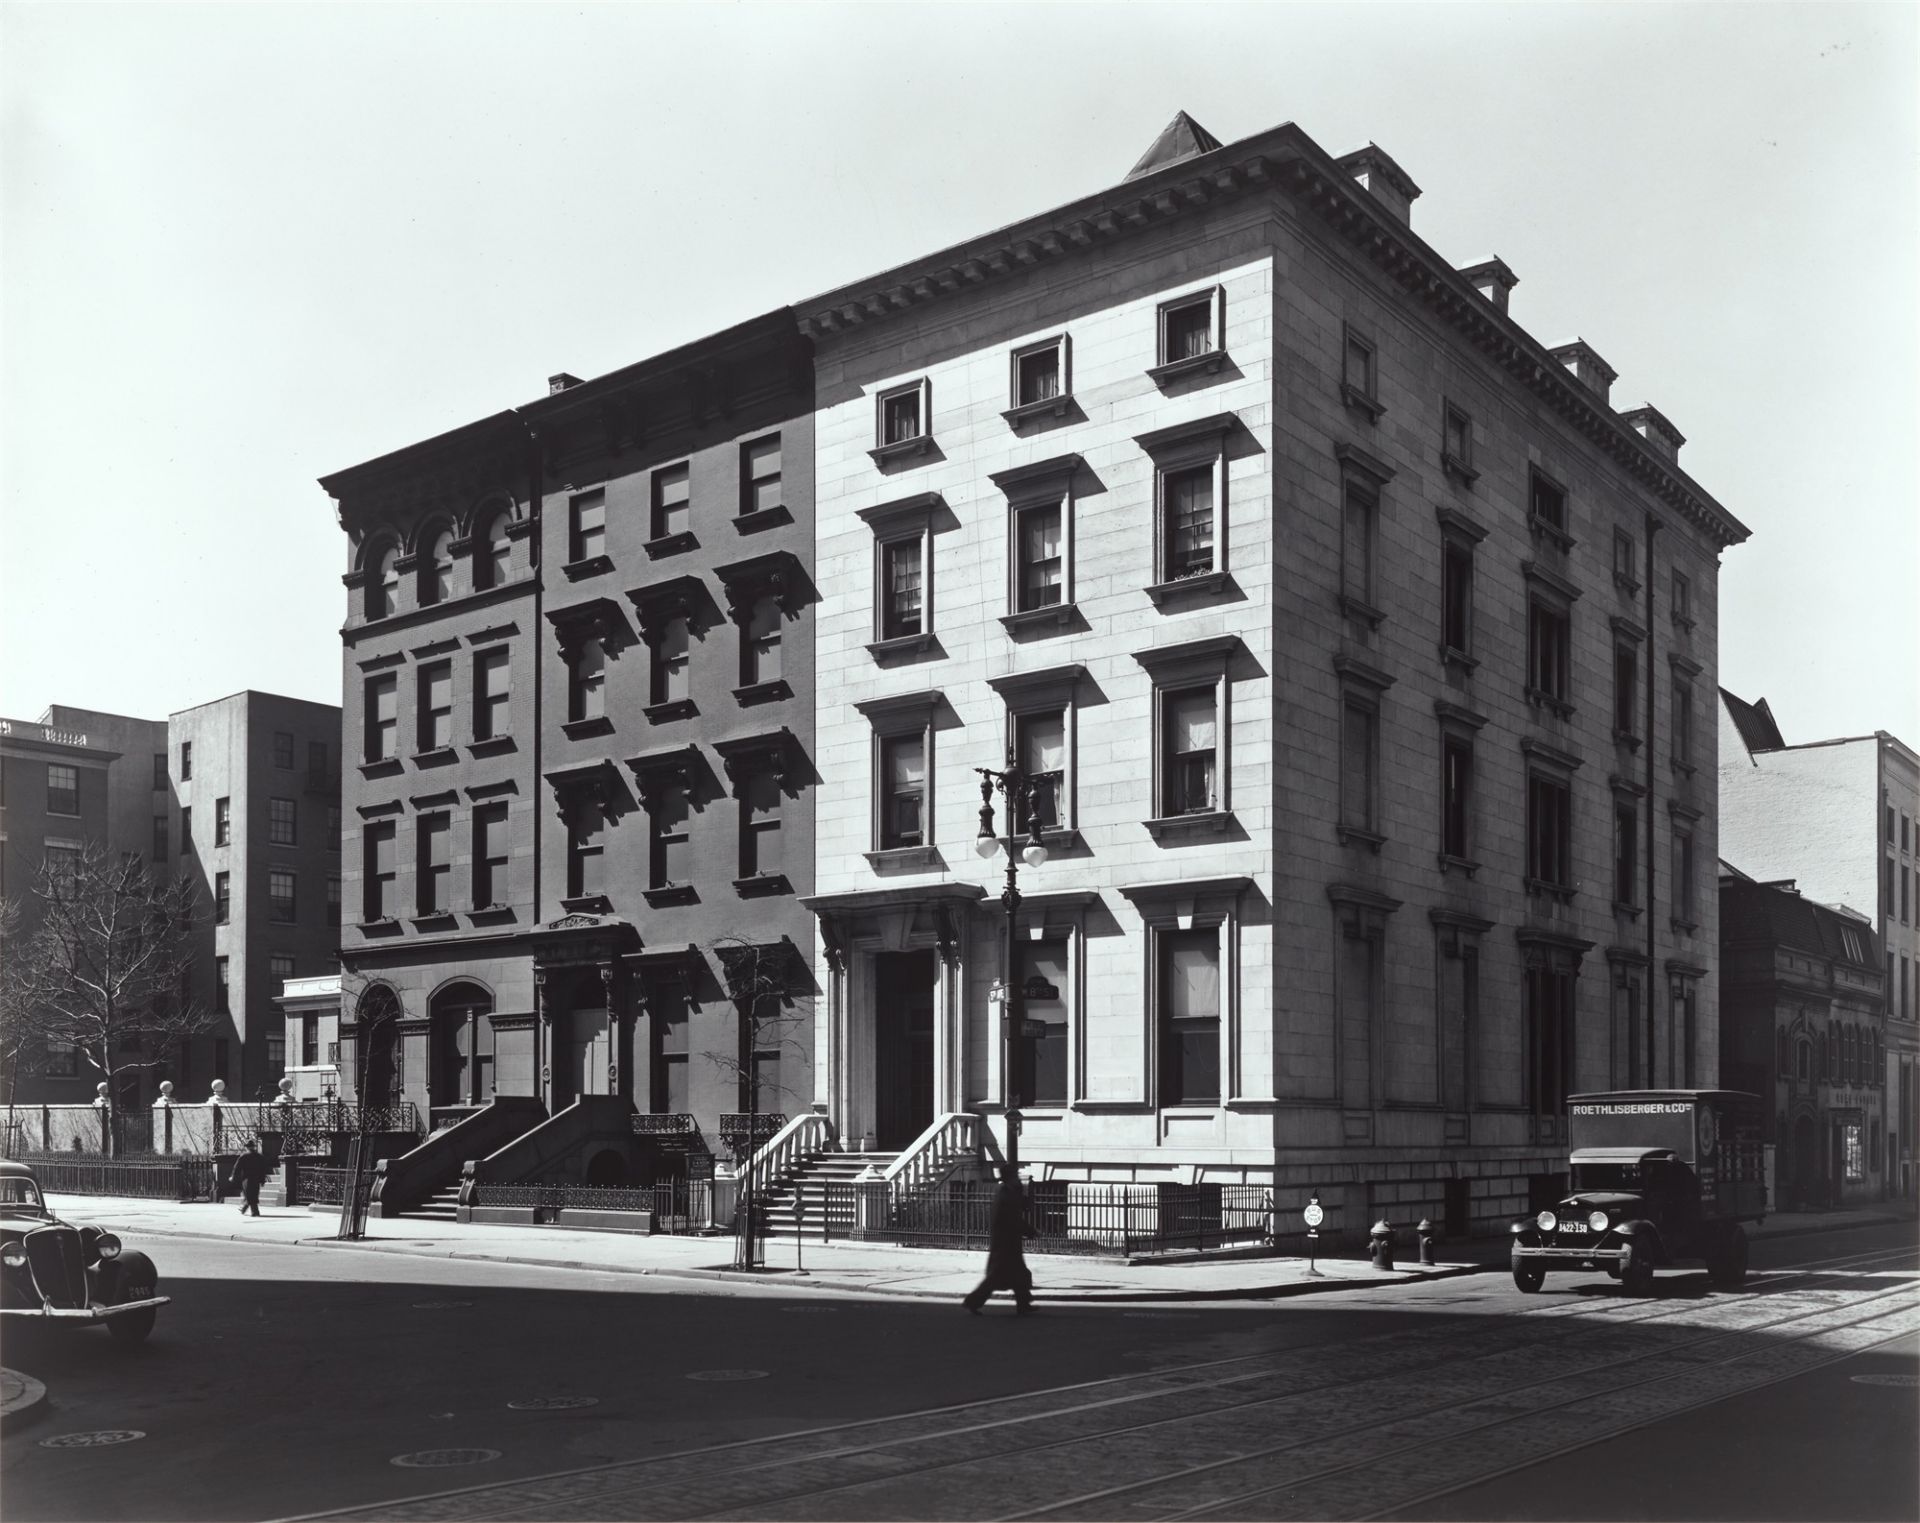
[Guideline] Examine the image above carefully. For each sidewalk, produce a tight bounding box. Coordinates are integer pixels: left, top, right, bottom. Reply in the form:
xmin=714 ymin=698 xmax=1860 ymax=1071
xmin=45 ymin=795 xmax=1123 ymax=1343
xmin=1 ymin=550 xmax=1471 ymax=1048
xmin=0 ymin=1366 xmax=49 ymax=1430
xmin=45 ymin=1194 xmax=1482 ymax=1304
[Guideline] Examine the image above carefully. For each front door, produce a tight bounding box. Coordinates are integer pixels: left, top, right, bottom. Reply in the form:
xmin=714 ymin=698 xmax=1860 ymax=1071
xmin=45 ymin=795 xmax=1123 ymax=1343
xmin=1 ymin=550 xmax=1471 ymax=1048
xmin=568 ymin=1006 xmax=612 ymax=1101
xmin=874 ymin=951 xmax=936 ymax=1150
xmin=362 ymin=1021 xmax=397 ymax=1108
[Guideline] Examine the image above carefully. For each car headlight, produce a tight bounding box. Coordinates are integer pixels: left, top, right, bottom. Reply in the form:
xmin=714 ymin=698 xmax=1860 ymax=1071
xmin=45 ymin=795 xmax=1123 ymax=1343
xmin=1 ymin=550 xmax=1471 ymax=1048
xmin=94 ymin=1233 xmax=122 ymax=1261
xmin=1536 ymin=1210 xmax=1558 ymax=1232
xmin=1588 ymin=1210 xmax=1611 ymax=1233
xmin=1 ymin=1245 xmax=26 ymax=1270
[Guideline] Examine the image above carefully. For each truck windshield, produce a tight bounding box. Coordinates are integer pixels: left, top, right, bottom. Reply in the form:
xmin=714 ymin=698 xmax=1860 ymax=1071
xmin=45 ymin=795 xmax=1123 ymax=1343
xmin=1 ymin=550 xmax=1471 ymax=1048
xmin=1571 ymin=1163 xmax=1642 ymax=1191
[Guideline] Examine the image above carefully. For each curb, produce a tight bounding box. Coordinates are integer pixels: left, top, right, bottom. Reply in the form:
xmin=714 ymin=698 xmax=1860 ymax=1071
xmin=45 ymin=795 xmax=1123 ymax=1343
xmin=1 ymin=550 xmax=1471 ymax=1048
xmin=0 ymin=1368 xmax=49 ymax=1432
xmin=80 ymin=1221 xmax=1485 ymax=1303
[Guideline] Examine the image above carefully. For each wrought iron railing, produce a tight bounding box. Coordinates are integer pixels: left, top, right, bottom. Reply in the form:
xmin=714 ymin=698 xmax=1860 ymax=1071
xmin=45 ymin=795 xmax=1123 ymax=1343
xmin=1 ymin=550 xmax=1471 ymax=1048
xmin=21 ymin=1153 xmax=218 ymax=1202
xmin=718 ymin=1112 xmax=786 ymax=1153
xmin=631 ymin=1113 xmax=697 ymax=1136
xmin=883 ymin=1112 xmax=979 ymax=1198
xmin=259 ymin=1101 xmax=422 ymax=1155
xmin=473 ymin=1181 xmax=683 ymax=1215
xmin=289 ymin=1164 xmax=349 ymax=1206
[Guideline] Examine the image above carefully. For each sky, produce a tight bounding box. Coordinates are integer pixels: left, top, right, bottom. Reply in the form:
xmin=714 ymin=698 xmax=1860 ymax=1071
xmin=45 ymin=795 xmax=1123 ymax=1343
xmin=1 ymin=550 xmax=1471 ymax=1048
xmin=2 ymin=2 xmax=1914 ymax=744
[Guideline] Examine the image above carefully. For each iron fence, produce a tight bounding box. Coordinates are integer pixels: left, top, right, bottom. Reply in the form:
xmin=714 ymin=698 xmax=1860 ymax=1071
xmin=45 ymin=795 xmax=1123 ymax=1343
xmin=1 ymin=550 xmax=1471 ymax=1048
xmin=288 ymin=1165 xmax=349 ymax=1206
xmin=818 ymin=1179 xmax=1271 ymax=1257
xmin=467 ymin=1178 xmax=715 ymax=1231
xmin=19 ymin=1153 xmax=217 ymax=1201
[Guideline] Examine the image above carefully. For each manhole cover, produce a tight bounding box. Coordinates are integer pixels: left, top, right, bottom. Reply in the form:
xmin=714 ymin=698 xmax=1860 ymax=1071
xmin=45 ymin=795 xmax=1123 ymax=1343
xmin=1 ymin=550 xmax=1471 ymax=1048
xmin=39 ymin=1430 xmax=145 ymax=1449
xmin=410 ymin=1300 xmax=474 ymax=1310
xmin=687 ymin=1369 xmax=769 ymax=1382
xmin=391 ymin=1449 xmax=501 ymax=1468
xmin=508 ymin=1395 xmax=600 ymax=1410
xmin=1851 ymin=1373 xmax=1920 ymax=1388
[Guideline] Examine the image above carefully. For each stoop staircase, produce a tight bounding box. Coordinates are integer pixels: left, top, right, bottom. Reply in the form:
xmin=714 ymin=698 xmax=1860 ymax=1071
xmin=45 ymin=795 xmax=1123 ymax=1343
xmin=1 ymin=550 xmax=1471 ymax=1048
xmin=757 ymin=1151 xmax=898 ymax=1240
xmin=402 ymin=1182 xmax=463 ymax=1222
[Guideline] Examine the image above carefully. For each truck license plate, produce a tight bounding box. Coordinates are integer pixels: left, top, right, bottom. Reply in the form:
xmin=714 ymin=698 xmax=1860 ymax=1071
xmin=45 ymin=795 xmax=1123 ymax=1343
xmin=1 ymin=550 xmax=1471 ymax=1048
xmin=1559 ymin=1221 xmax=1587 ymax=1233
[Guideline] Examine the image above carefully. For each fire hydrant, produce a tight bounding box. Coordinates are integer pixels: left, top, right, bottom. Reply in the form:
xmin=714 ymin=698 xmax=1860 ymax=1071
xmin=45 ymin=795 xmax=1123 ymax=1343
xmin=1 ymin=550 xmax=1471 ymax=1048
xmin=1369 ymin=1218 xmax=1396 ymax=1271
xmin=1417 ymin=1217 xmax=1438 ymax=1266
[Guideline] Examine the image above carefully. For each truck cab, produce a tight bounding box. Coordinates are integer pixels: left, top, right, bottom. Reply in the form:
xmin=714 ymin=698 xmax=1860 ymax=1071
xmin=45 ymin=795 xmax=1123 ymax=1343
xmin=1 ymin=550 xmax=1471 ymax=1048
xmin=1510 ymin=1090 xmax=1766 ymax=1296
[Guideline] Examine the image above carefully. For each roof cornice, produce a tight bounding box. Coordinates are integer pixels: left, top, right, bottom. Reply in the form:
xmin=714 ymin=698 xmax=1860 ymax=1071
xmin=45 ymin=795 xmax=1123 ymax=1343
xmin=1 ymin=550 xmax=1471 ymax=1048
xmin=795 ymin=121 xmax=1748 ymax=551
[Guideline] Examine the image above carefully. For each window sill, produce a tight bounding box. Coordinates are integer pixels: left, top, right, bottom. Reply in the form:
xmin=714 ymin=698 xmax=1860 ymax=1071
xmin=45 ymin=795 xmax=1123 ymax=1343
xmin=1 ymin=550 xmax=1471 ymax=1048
xmin=643 ymin=699 xmax=698 ymax=725
xmin=1612 ymin=900 xmax=1643 ymax=920
xmin=562 ymin=555 xmax=613 ymax=582
xmin=1145 ymin=571 xmax=1235 ymax=607
xmin=411 ymin=747 xmax=458 ymax=767
xmin=734 ymin=505 xmax=792 ymax=535
xmin=733 ymin=678 xmax=793 ymax=706
xmin=1144 ymin=810 xmax=1236 ymax=843
xmin=868 ymin=435 xmax=934 ymax=468
xmin=1336 ymin=824 xmax=1386 ymax=853
xmin=1524 ymin=687 xmax=1577 ymax=720
xmin=1001 ymin=395 xmax=1074 ymax=428
xmin=1438 ymin=853 xmax=1480 ymax=878
xmin=1528 ymin=515 xmax=1576 ymax=553
xmin=1146 ymin=350 xmax=1228 ymax=386
xmin=1340 ymin=383 xmax=1385 ymax=422
xmin=1439 ymin=644 xmax=1479 ymax=675
xmin=1612 ymin=729 xmax=1642 ymax=753
xmin=1524 ymin=877 xmax=1577 ymax=905
xmin=999 ymin=602 xmax=1077 ymax=635
xmin=733 ymin=873 xmax=792 ymax=898
xmin=356 ymin=917 xmax=402 ymax=936
xmin=359 ymin=757 xmax=403 ymax=779
xmin=1339 ymin=593 xmax=1387 ymax=630
xmin=1614 ymin=573 xmax=1642 ymax=597
xmin=410 ymin=912 xmax=459 ymax=932
xmin=864 ymin=845 xmax=943 ymax=873
xmin=468 ymin=905 xmax=517 ymax=925
xmin=644 ymin=532 xmax=697 ymax=560
xmin=561 ymin=716 xmax=615 ymax=741
xmin=1672 ymin=614 xmax=1697 ymax=634
xmin=1670 ymin=758 xmax=1697 ymax=779
xmin=468 ymin=734 xmax=517 ymax=758
xmin=1442 ymin=452 xmax=1479 ymax=485
xmin=643 ymin=884 xmax=698 ymax=908
xmin=560 ymin=894 xmax=612 ymax=915
xmin=1670 ymin=918 xmax=1699 ymax=936
xmin=865 ymin=631 xmax=937 ymax=662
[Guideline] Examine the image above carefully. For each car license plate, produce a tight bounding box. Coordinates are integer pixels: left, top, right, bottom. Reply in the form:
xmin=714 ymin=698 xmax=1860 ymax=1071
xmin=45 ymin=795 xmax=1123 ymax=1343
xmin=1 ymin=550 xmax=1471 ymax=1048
xmin=1559 ymin=1221 xmax=1587 ymax=1234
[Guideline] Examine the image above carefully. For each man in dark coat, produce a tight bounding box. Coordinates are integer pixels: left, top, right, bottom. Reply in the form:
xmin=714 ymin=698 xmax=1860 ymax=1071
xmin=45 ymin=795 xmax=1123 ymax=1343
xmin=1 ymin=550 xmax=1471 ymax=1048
xmin=228 ymin=1139 xmax=269 ymax=1217
xmin=963 ymin=1171 xmax=1035 ymax=1314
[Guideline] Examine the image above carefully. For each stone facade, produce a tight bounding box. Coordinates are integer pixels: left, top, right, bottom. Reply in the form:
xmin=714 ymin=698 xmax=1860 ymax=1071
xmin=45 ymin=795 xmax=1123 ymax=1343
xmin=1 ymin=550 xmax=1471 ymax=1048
xmin=799 ymin=115 xmax=1747 ymax=1238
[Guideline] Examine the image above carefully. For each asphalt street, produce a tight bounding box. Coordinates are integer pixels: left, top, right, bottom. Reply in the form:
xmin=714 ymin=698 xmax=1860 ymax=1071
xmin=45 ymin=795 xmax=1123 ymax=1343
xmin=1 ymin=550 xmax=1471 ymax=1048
xmin=2 ymin=1221 xmax=1914 ymax=1522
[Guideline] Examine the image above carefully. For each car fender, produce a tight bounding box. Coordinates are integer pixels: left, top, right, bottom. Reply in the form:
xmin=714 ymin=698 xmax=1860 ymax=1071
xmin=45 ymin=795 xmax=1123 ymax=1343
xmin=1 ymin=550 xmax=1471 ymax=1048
xmin=88 ymin=1250 xmax=159 ymax=1305
xmin=1613 ymin=1219 xmax=1665 ymax=1260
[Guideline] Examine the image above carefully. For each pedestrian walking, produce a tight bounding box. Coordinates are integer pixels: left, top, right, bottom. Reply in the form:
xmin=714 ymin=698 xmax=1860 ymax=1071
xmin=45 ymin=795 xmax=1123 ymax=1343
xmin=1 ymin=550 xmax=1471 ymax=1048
xmin=228 ymin=1138 xmax=268 ymax=1217
xmin=963 ymin=1170 xmax=1036 ymax=1315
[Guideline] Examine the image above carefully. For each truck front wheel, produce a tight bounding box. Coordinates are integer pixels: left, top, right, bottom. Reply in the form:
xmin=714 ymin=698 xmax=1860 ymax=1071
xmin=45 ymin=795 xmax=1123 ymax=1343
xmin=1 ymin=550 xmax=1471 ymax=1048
xmin=1512 ymin=1263 xmax=1545 ymax=1293
xmin=1621 ymin=1241 xmax=1655 ymax=1297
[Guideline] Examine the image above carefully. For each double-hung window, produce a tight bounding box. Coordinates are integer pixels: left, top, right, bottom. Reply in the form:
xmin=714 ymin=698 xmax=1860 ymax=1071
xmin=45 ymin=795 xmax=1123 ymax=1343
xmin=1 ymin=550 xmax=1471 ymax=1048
xmin=1436 ymin=506 xmax=1486 ymax=667
xmin=1612 ymin=619 xmax=1642 ymax=744
xmin=1613 ymin=528 xmax=1639 ymax=592
xmin=872 ymin=377 xmax=933 ymax=463
xmin=1441 ymin=400 xmax=1476 ymax=482
xmin=1336 ymin=444 xmax=1394 ymax=628
xmin=269 ymin=869 xmax=296 ymax=924
xmin=1613 ymin=790 xmax=1640 ymax=909
xmin=46 ymin=763 xmax=79 ymax=816
xmin=273 ymin=730 xmax=295 ymax=769
xmin=741 ymin=435 xmax=782 ymax=519
xmin=1670 ymin=802 xmax=1701 ymax=932
xmin=1524 ymin=564 xmax=1580 ymax=718
xmin=744 ymin=597 xmax=782 ymax=686
xmin=650 ymin=617 xmax=691 ymax=708
xmin=1007 ymin=335 xmax=1069 ymax=421
xmin=472 ymin=804 xmax=510 ymax=908
xmin=1138 ymin=414 xmax=1235 ymax=603
xmin=418 ymin=662 xmax=453 ymax=753
xmin=651 ymin=465 xmax=691 ymax=546
xmin=326 ymin=875 xmax=341 ymax=927
xmin=1340 ymin=322 xmax=1382 ymax=419
xmin=269 ymin=797 xmax=296 ymax=847
xmin=215 ymin=871 xmax=231 ymax=924
xmin=421 ymin=527 xmax=454 ymax=606
xmin=859 ymin=494 xmax=939 ymax=654
xmin=989 ymin=664 xmax=1083 ymax=840
xmin=180 ymin=741 xmax=193 ymax=781
xmin=857 ymin=692 xmax=940 ymax=864
xmin=880 ymin=736 xmax=925 ymax=847
xmin=991 ymin=456 xmax=1077 ymax=629
xmin=1335 ymin=656 xmax=1393 ymax=850
xmin=1523 ymin=738 xmax=1581 ymax=899
xmin=364 ymin=675 xmax=398 ymax=763
xmin=1436 ymin=699 xmax=1485 ymax=870
xmin=713 ymin=552 xmax=799 ymax=697
xmin=1150 ymin=287 xmax=1225 ymax=382
xmin=364 ymin=823 xmax=396 ymax=921
xmin=569 ymin=638 xmax=606 ymax=724
xmin=475 ymin=503 xmax=514 ymax=590
xmin=473 ymin=648 xmax=510 ymax=741
xmin=740 ymin=768 xmax=784 ymax=880
xmin=214 ymin=797 xmax=231 ymax=847
xmin=564 ymin=792 xmax=606 ymax=903
xmin=1670 ymin=656 xmax=1700 ymax=772
xmin=417 ymin=814 xmax=450 ymax=915
xmin=1136 ymin=635 xmax=1242 ymax=839
xmin=1671 ymin=568 xmax=1694 ymax=629
xmin=568 ymin=490 xmax=606 ymax=569
xmin=1529 ymin=468 xmax=1570 ymax=545
xmin=1122 ymin=879 xmax=1247 ymax=1111
xmin=648 ymin=782 xmax=692 ymax=892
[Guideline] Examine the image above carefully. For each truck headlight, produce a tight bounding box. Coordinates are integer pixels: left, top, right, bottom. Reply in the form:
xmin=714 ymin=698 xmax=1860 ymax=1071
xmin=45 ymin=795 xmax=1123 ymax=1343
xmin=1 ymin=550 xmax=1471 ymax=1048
xmin=1536 ymin=1210 xmax=1558 ymax=1232
xmin=94 ymin=1233 xmax=122 ymax=1261
xmin=1 ymin=1245 xmax=26 ymax=1269
xmin=1588 ymin=1211 xmax=1611 ymax=1233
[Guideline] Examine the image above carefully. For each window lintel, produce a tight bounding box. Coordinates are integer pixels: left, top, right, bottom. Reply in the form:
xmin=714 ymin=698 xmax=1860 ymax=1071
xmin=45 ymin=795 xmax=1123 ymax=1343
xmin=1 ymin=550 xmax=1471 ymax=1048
xmin=1119 ymin=876 xmax=1250 ymax=928
xmin=855 ymin=690 xmax=943 ymax=735
xmin=1523 ymin=561 xmax=1583 ymax=604
xmin=989 ymin=454 xmax=1082 ymax=499
xmin=1434 ymin=699 xmax=1488 ymax=732
xmin=1333 ymin=654 xmax=1395 ymax=693
xmin=1134 ymin=412 xmax=1236 ymax=460
xmin=1609 ymin=613 xmax=1647 ymax=643
xmin=987 ymin=663 xmax=1085 ymax=712
xmin=1335 ymin=441 xmax=1396 ymax=485
xmin=1520 ymin=736 xmax=1584 ymax=772
xmin=1669 ymin=652 xmax=1704 ymax=678
xmin=1434 ymin=504 xmax=1489 ymax=545
xmin=1133 ymin=633 xmax=1243 ymax=685
xmin=858 ymin=492 xmax=944 ymax=538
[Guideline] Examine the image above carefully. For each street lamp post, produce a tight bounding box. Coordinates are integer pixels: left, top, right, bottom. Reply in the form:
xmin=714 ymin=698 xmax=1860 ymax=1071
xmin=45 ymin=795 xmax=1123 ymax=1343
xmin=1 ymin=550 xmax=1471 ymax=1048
xmin=975 ymin=758 xmax=1049 ymax=1172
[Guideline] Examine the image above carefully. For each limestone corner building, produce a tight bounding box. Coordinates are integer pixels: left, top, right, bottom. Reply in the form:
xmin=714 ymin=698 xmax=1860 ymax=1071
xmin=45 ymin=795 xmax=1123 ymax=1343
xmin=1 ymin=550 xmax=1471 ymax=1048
xmin=320 ymin=113 xmax=1747 ymax=1232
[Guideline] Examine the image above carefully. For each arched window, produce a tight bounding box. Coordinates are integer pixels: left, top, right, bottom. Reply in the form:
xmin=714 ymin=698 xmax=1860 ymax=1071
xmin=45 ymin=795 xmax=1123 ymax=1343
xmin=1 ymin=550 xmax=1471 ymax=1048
xmin=367 ymin=544 xmax=401 ymax=621
xmin=474 ymin=505 xmax=513 ymax=591
xmin=429 ymin=981 xmax=494 ymax=1108
xmin=421 ymin=526 xmax=454 ymax=607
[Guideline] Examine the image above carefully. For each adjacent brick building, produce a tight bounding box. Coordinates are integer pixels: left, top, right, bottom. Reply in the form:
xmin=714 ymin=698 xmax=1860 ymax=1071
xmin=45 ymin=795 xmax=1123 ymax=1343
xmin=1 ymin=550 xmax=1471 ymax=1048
xmin=319 ymin=312 xmax=816 ymax=1169
xmin=798 ymin=113 xmax=1747 ymax=1236
xmin=1719 ymin=690 xmax=1919 ymax=1195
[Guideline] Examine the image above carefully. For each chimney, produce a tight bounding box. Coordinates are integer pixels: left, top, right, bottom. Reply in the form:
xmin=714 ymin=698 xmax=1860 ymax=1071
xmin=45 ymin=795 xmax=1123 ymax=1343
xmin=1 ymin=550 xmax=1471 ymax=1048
xmin=548 ymin=372 xmax=583 ymax=395
xmin=1457 ymin=257 xmax=1518 ymax=315
xmin=1619 ymin=405 xmax=1686 ymax=463
xmin=1334 ymin=144 xmax=1421 ymax=227
xmin=1548 ymin=340 xmax=1616 ymax=406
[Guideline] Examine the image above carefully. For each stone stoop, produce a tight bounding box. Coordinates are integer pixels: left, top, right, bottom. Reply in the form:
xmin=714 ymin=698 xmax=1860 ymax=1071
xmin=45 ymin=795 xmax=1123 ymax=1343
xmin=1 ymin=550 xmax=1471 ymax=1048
xmin=757 ymin=1151 xmax=898 ymax=1240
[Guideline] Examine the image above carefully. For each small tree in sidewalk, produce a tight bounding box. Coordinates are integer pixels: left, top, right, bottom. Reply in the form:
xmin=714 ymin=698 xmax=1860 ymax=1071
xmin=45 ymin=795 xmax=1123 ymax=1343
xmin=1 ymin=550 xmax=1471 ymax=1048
xmin=0 ymin=843 xmax=215 ymax=1156
xmin=701 ymin=935 xmax=812 ymax=1270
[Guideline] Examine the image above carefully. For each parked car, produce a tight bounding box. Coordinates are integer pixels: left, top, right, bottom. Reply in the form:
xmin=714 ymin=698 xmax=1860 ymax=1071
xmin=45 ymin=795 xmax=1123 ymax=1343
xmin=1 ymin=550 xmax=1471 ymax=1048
xmin=1510 ymin=1089 xmax=1767 ymax=1296
xmin=0 ymin=1160 xmax=167 ymax=1345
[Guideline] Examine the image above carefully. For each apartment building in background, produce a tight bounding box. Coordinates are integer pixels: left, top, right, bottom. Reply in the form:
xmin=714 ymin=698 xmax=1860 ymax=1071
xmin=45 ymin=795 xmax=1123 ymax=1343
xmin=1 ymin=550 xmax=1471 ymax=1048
xmin=797 ymin=112 xmax=1748 ymax=1237
xmin=318 ymin=311 xmax=816 ymax=1186
xmin=1719 ymin=690 xmax=1919 ymax=1195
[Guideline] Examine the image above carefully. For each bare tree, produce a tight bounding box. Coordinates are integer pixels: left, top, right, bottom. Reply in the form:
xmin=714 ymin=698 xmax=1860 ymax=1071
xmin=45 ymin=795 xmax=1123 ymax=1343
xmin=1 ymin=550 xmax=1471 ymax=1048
xmin=1 ymin=843 xmax=215 ymax=1155
xmin=702 ymin=934 xmax=811 ymax=1270
xmin=0 ymin=897 xmax=43 ymax=1146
